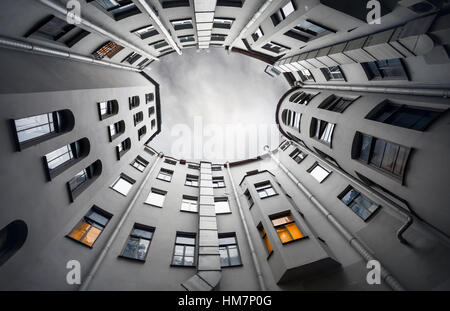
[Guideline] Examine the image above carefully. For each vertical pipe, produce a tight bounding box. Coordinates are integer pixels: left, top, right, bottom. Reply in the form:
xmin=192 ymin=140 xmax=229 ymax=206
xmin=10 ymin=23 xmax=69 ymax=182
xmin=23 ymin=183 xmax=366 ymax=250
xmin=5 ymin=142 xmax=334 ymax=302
xmin=225 ymin=162 xmax=267 ymax=291
xmin=79 ymin=153 xmax=163 ymax=291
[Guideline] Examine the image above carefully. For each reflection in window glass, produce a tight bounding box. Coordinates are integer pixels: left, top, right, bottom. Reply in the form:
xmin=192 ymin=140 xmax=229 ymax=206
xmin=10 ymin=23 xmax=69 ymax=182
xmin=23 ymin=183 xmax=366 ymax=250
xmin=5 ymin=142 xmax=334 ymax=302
xmin=219 ymin=234 xmax=241 ymax=267
xmin=145 ymin=189 xmax=166 ymax=207
xmin=45 ymin=144 xmax=74 ymax=170
xmin=15 ymin=113 xmax=56 ymax=143
xmin=172 ymin=233 xmax=196 ymax=266
xmin=122 ymin=225 xmax=154 ymax=260
xmin=111 ymin=175 xmax=134 ymax=196
xmin=255 ymin=181 xmax=277 ymax=199
xmin=214 ymin=197 xmax=231 ymax=214
xmin=308 ymin=162 xmax=331 ymax=183
xmin=339 ymin=186 xmax=379 ymax=221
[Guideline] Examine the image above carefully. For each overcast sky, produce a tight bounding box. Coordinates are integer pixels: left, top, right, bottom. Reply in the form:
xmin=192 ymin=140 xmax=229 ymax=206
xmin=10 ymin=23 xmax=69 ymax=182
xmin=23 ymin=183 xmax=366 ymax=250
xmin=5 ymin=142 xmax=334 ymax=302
xmin=147 ymin=47 xmax=289 ymax=162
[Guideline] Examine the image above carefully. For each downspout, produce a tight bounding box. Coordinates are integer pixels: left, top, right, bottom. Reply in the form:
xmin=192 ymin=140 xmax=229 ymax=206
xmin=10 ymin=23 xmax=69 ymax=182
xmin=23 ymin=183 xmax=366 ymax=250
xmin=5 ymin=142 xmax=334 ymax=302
xmin=263 ymin=146 xmax=405 ymax=291
xmin=79 ymin=153 xmax=163 ymax=291
xmin=0 ymin=36 xmax=141 ymax=72
xmin=225 ymin=162 xmax=266 ymax=291
xmin=134 ymin=0 xmax=182 ymax=55
xmin=228 ymin=0 xmax=274 ymax=52
xmin=35 ymin=0 xmax=159 ymax=61
xmin=301 ymin=84 xmax=450 ymax=99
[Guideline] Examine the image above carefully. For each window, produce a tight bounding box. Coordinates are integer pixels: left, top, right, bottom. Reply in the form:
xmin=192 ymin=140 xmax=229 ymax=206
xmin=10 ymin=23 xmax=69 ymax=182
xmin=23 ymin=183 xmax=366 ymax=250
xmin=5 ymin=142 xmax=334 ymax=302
xmin=188 ymin=164 xmax=200 ymax=170
xmin=185 ymin=174 xmax=199 ymax=187
xmin=281 ymin=109 xmax=301 ymax=131
xmin=298 ymin=69 xmax=315 ymax=82
xmin=244 ymin=189 xmax=254 ymax=208
xmin=251 ymin=27 xmax=264 ymax=41
xmin=293 ymin=20 xmax=329 ymax=36
xmin=44 ymin=138 xmax=89 ymax=180
xmin=0 ymin=220 xmax=28 ymax=267
xmin=289 ymin=148 xmax=307 ymax=164
xmin=338 ymin=186 xmax=380 ymax=221
xmin=280 ymin=141 xmax=290 ymax=151
xmin=149 ymin=39 xmax=169 ymax=50
xmin=122 ymin=52 xmax=142 ymax=65
xmin=362 ymin=59 xmax=408 ymax=81
xmin=90 ymin=0 xmax=141 ymax=21
xmin=270 ymin=213 xmax=305 ymax=244
xmin=149 ymin=106 xmax=155 ymax=117
xmin=219 ymin=233 xmax=241 ymax=267
xmin=211 ymin=34 xmax=227 ymax=42
xmin=181 ymin=195 xmax=198 ymax=213
xmin=217 ymin=0 xmax=244 ymax=7
xmin=146 ymin=93 xmax=155 ymax=103
xmin=151 ymin=119 xmax=156 ymax=129
xmin=271 ymin=1 xmax=296 ymax=26
xmin=212 ymin=165 xmax=222 ymax=171
xmin=366 ymin=100 xmax=442 ymax=131
xmin=67 ymin=206 xmax=111 ymax=247
xmin=255 ymin=181 xmax=277 ymax=199
xmin=108 ymin=120 xmax=125 ymax=141
xmin=12 ymin=110 xmax=74 ymax=150
xmin=307 ymin=162 xmax=331 ymax=183
xmin=212 ymin=176 xmax=225 ymax=188
xmin=164 ymin=158 xmax=177 ymax=165
xmin=321 ymin=66 xmax=345 ymax=81
xmin=121 ymin=224 xmax=154 ymax=261
xmin=353 ymin=132 xmax=410 ymax=180
xmin=318 ymin=95 xmax=357 ymax=113
xmin=116 ymin=138 xmax=131 ymax=159
xmin=67 ymin=160 xmax=102 ymax=201
xmin=257 ymin=224 xmax=273 ymax=256
xmin=129 ymin=96 xmax=140 ymax=109
xmin=178 ymin=34 xmax=195 ymax=43
xmin=92 ymin=41 xmax=124 ymax=60
xmin=160 ymin=0 xmax=190 ymax=9
xmin=138 ymin=126 xmax=147 ymax=141
xmin=171 ymin=18 xmax=193 ymax=30
xmin=130 ymin=155 xmax=149 ymax=172
xmin=131 ymin=25 xmax=158 ymax=39
xmin=310 ymin=118 xmax=335 ymax=146
xmin=172 ymin=233 xmax=196 ymax=266
xmin=98 ymin=100 xmax=119 ymax=120
xmin=157 ymin=168 xmax=173 ymax=182
xmin=262 ymin=41 xmax=290 ymax=54
xmin=145 ymin=188 xmax=167 ymax=207
xmin=214 ymin=197 xmax=231 ymax=214
xmin=111 ymin=173 xmax=135 ymax=196
xmin=214 ymin=18 xmax=234 ymax=29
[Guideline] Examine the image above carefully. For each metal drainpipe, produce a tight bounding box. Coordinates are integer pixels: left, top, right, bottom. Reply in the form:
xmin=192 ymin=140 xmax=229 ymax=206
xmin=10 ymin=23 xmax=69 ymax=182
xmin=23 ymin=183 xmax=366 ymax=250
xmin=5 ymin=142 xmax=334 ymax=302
xmin=134 ymin=0 xmax=182 ymax=55
xmin=79 ymin=153 xmax=163 ymax=291
xmin=228 ymin=0 xmax=274 ymax=52
xmin=36 ymin=0 xmax=159 ymax=61
xmin=0 ymin=36 xmax=141 ymax=72
xmin=263 ymin=146 xmax=405 ymax=291
xmin=225 ymin=162 xmax=267 ymax=291
xmin=301 ymin=84 xmax=450 ymax=99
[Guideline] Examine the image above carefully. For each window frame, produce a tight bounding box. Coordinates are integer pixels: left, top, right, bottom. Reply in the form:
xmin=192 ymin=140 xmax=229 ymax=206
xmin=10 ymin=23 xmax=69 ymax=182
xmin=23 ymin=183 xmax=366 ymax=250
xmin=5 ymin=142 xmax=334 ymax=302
xmin=110 ymin=173 xmax=136 ymax=196
xmin=180 ymin=195 xmax=199 ymax=213
xmin=269 ymin=212 xmax=307 ymax=245
xmin=214 ymin=197 xmax=231 ymax=215
xmin=130 ymin=155 xmax=149 ymax=172
xmin=145 ymin=188 xmax=167 ymax=208
xmin=171 ymin=232 xmax=196 ymax=267
xmin=157 ymin=168 xmax=174 ymax=182
xmin=119 ymin=224 xmax=155 ymax=262
xmin=307 ymin=162 xmax=332 ymax=183
xmin=338 ymin=186 xmax=381 ymax=221
xmin=218 ymin=233 xmax=242 ymax=268
xmin=254 ymin=181 xmax=278 ymax=199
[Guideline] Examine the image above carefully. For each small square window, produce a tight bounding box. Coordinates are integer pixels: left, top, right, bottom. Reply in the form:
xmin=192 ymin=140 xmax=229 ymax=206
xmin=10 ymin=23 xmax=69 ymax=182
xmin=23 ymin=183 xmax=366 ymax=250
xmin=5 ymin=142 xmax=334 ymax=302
xmin=157 ymin=168 xmax=173 ymax=182
xmin=255 ymin=181 xmax=277 ymax=199
xmin=181 ymin=195 xmax=198 ymax=213
xmin=307 ymin=162 xmax=331 ymax=183
xmin=214 ymin=197 xmax=231 ymax=214
xmin=145 ymin=188 xmax=167 ymax=207
xmin=131 ymin=156 xmax=149 ymax=172
xmin=111 ymin=174 xmax=136 ymax=196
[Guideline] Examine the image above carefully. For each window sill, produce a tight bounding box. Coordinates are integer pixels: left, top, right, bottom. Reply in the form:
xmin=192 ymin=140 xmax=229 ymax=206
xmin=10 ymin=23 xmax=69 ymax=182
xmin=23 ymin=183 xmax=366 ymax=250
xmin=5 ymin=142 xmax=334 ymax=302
xmin=180 ymin=209 xmax=198 ymax=214
xmin=281 ymin=235 xmax=309 ymax=246
xmin=65 ymin=235 xmax=94 ymax=249
xmin=259 ymin=193 xmax=279 ymax=200
xmin=109 ymin=186 xmax=128 ymax=197
xmin=221 ymin=263 xmax=243 ymax=269
xmin=118 ymin=255 xmax=146 ymax=263
xmin=170 ymin=264 xmax=196 ymax=268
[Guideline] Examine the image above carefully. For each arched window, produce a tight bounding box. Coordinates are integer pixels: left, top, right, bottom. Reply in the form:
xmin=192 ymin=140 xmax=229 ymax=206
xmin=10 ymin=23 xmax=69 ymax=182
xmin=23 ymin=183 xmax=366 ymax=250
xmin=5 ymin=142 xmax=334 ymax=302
xmin=12 ymin=109 xmax=75 ymax=151
xmin=117 ymin=138 xmax=131 ymax=160
xmin=98 ymin=100 xmax=119 ymax=120
xmin=67 ymin=160 xmax=102 ymax=202
xmin=0 ymin=220 xmax=28 ymax=267
xmin=44 ymin=137 xmax=90 ymax=181
xmin=138 ymin=126 xmax=147 ymax=141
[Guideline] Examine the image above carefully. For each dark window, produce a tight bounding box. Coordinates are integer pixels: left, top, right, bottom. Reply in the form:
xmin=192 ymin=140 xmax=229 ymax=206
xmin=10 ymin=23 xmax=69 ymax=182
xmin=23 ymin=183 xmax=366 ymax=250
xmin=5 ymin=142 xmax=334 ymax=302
xmin=0 ymin=220 xmax=28 ymax=267
xmin=149 ymin=106 xmax=156 ymax=117
xmin=362 ymin=59 xmax=408 ymax=81
xmin=116 ymin=138 xmax=131 ymax=160
xmin=217 ymin=0 xmax=244 ymax=7
xmin=251 ymin=27 xmax=264 ymax=41
xmin=108 ymin=120 xmax=125 ymax=141
xmin=138 ymin=126 xmax=147 ymax=141
xmin=188 ymin=164 xmax=200 ymax=170
xmin=320 ymin=66 xmax=345 ymax=81
xmin=131 ymin=25 xmax=158 ymax=39
xmin=12 ymin=110 xmax=74 ymax=151
xmin=213 ymin=18 xmax=234 ymax=29
xmin=129 ymin=96 xmax=140 ymax=109
xmin=67 ymin=206 xmax=111 ymax=247
xmin=353 ymin=132 xmax=411 ymax=180
xmin=298 ymin=69 xmax=315 ymax=82
xmin=219 ymin=233 xmax=242 ymax=267
xmin=289 ymin=148 xmax=307 ymax=164
xmin=122 ymin=52 xmax=142 ymax=65
xmin=151 ymin=119 xmax=156 ymax=129
xmin=160 ymin=0 xmax=190 ymax=9
xmin=171 ymin=18 xmax=193 ymax=30
xmin=121 ymin=224 xmax=154 ymax=261
xmin=366 ymin=100 xmax=443 ymax=131
xmin=133 ymin=111 xmax=144 ymax=126
xmin=244 ymin=189 xmax=254 ymax=208
xmin=146 ymin=93 xmax=155 ymax=103
xmin=67 ymin=160 xmax=102 ymax=201
xmin=338 ymin=186 xmax=380 ymax=221
xmin=165 ymin=158 xmax=177 ymax=165
xmin=255 ymin=181 xmax=277 ymax=199
xmin=149 ymin=39 xmax=169 ymax=50
xmin=262 ymin=41 xmax=290 ymax=54
xmin=212 ymin=165 xmax=222 ymax=171
xmin=271 ymin=1 xmax=296 ymax=26
xmin=318 ymin=95 xmax=357 ymax=113
xmin=270 ymin=213 xmax=305 ymax=244
xmin=98 ymin=100 xmax=119 ymax=120
xmin=212 ymin=176 xmax=225 ymax=188
xmin=89 ymin=0 xmax=141 ymax=20
xmin=178 ymin=35 xmax=195 ymax=43
xmin=281 ymin=109 xmax=301 ymax=131
xmin=310 ymin=118 xmax=335 ymax=146
xmin=172 ymin=233 xmax=196 ymax=267
xmin=211 ymin=34 xmax=227 ymax=42
xmin=131 ymin=156 xmax=149 ymax=172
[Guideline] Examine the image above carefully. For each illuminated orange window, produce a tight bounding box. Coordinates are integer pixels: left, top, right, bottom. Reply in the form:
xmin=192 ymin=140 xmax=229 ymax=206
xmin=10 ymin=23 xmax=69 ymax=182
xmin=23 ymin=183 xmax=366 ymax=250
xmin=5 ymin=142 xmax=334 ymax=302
xmin=68 ymin=206 xmax=111 ymax=247
xmin=258 ymin=225 xmax=273 ymax=256
xmin=271 ymin=214 xmax=305 ymax=244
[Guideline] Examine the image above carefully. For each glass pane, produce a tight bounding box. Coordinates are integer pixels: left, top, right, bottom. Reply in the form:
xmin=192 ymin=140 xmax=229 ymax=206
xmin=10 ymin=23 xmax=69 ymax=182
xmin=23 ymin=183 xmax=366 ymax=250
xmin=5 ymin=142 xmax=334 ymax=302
xmin=86 ymin=210 xmax=109 ymax=226
xmin=228 ymin=246 xmax=241 ymax=266
xmin=69 ymin=170 xmax=88 ymax=191
xmin=17 ymin=124 xmax=52 ymax=143
xmin=69 ymin=221 xmax=90 ymax=241
xmin=174 ymin=245 xmax=184 ymax=256
xmin=136 ymin=239 xmax=150 ymax=260
xmin=219 ymin=237 xmax=236 ymax=245
xmin=389 ymin=107 xmax=424 ymax=129
xmin=277 ymin=228 xmax=292 ymax=244
xmin=46 ymin=145 xmax=73 ymax=170
xmin=219 ymin=247 xmax=229 ymax=267
xmin=172 ymin=255 xmax=183 ymax=265
xmin=81 ymin=226 xmax=102 ymax=246
xmin=145 ymin=191 xmax=165 ymax=207
xmin=359 ymin=135 xmax=372 ymax=162
xmin=381 ymin=142 xmax=399 ymax=172
xmin=132 ymin=228 xmax=153 ymax=239
xmin=123 ymin=237 xmax=139 ymax=258
xmin=310 ymin=165 xmax=330 ymax=183
xmin=370 ymin=139 xmax=386 ymax=167
xmin=184 ymin=256 xmax=194 ymax=266
xmin=412 ymin=110 xmax=439 ymax=131
xmin=264 ymin=235 xmax=272 ymax=254
xmin=393 ymin=146 xmax=408 ymax=176
xmin=184 ymin=246 xmax=195 ymax=257
xmin=112 ymin=177 xmax=133 ymax=196
xmin=350 ymin=201 xmax=371 ymax=221
xmin=286 ymin=223 xmax=304 ymax=240
xmin=176 ymin=236 xmax=195 ymax=245
xmin=341 ymin=188 xmax=360 ymax=205
xmin=373 ymin=102 xmax=398 ymax=122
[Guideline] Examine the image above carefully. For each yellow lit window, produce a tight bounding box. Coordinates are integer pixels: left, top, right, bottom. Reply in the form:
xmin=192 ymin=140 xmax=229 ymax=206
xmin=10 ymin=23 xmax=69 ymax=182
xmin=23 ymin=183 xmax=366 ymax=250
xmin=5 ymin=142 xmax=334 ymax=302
xmin=258 ymin=225 xmax=273 ymax=256
xmin=271 ymin=214 xmax=305 ymax=244
xmin=68 ymin=207 xmax=110 ymax=247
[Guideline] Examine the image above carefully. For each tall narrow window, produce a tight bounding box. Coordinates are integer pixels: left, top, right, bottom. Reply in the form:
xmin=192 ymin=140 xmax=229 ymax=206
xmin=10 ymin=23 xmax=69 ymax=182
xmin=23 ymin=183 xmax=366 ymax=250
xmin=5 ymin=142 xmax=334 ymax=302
xmin=149 ymin=106 xmax=156 ymax=117
xmin=157 ymin=168 xmax=173 ymax=182
xmin=138 ymin=126 xmax=147 ymax=141
xmin=310 ymin=118 xmax=335 ymax=146
xmin=362 ymin=59 xmax=408 ymax=81
xmin=185 ymin=174 xmax=199 ymax=187
xmin=271 ymin=1 xmax=296 ymax=26
xmin=281 ymin=109 xmax=301 ymax=131
xmin=289 ymin=148 xmax=307 ymax=164
xmin=12 ymin=110 xmax=74 ymax=150
xmin=307 ymin=162 xmax=331 ymax=183
xmin=255 ymin=181 xmax=277 ymax=199
xmin=145 ymin=188 xmax=167 ymax=208
xmin=338 ymin=186 xmax=380 ymax=221
xmin=244 ymin=189 xmax=254 ymax=208
xmin=110 ymin=173 xmax=135 ymax=196
xmin=67 ymin=160 xmax=102 ymax=201
xmin=366 ymin=100 xmax=443 ymax=131
xmin=181 ymin=195 xmax=198 ymax=213
xmin=129 ymin=96 xmax=140 ymax=109
xmin=252 ymin=27 xmax=264 ymax=41
xmin=98 ymin=100 xmax=119 ymax=120
xmin=257 ymin=224 xmax=273 ymax=256
xmin=172 ymin=233 xmax=196 ymax=267
xmin=219 ymin=233 xmax=242 ymax=267
xmin=298 ymin=69 xmax=315 ymax=82
xmin=130 ymin=155 xmax=149 ymax=172
xmin=108 ymin=120 xmax=125 ymax=141
xmin=120 ymin=224 xmax=154 ymax=261
xmin=91 ymin=0 xmax=141 ymax=21
xmin=212 ymin=176 xmax=225 ymax=188
xmin=318 ymin=95 xmax=357 ymax=113
xmin=0 ymin=220 xmax=28 ymax=267
xmin=270 ymin=213 xmax=305 ymax=244
xmin=116 ymin=138 xmax=131 ymax=160
xmin=214 ymin=197 xmax=231 ymax=214
xmin=67 ymin=206 xmax=112 ymax=247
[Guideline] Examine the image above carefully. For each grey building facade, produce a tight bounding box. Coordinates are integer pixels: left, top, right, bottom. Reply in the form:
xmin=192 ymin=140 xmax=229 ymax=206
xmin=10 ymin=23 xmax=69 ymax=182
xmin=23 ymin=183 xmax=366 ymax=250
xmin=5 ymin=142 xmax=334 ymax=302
xmin=0 ymin=0 xmax=450 ymax=291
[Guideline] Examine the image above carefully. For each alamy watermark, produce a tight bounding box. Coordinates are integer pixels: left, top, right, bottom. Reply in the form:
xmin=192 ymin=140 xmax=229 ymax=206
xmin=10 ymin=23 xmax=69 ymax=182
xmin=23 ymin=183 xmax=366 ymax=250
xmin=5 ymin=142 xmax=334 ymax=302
xmin=367 ymin=0 xmax=381 ymax=24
